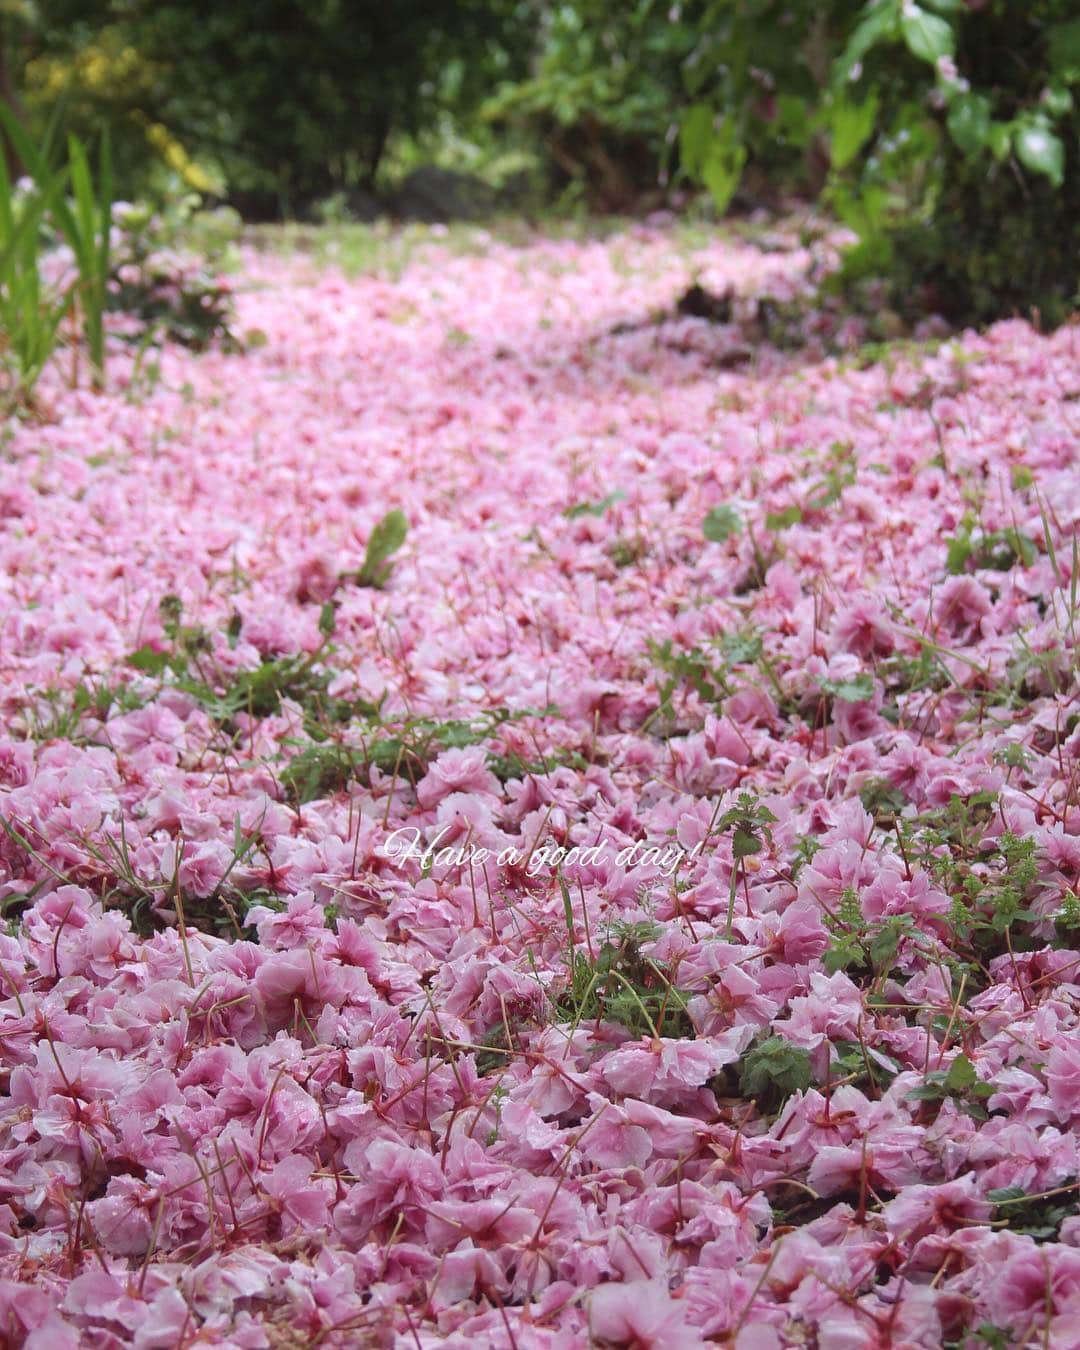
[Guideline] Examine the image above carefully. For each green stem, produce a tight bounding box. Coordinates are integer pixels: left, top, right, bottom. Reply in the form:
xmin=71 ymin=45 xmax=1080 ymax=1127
xmin=725 ymin=860 xmax=740 ymax=941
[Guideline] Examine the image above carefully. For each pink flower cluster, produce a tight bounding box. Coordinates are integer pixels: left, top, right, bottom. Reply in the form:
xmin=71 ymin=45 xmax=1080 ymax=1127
xmin=1 ymin=223 xmax=1079 ymax=1346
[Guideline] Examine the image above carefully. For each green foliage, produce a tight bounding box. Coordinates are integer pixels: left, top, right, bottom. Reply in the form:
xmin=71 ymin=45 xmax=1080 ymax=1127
xmin=829 ymin=93 xmax=879 ymax=171
xmin=908 ymin=1051 xmax=996 ymax=1121
xmin=487 ymin=2 xmax=707 ymax=208
xmin=737 ymin=1036 xmax=813 ymax=1112
xmin=649 ymin=640 xmax=728 ymax=714
xmin=823 ymin=893 xmax=919 ymax=981
xmin=945 ymin=516 xmax=1038 ymax=575
xmin=107 ymin=199 xmax=238 ymax=351
xmin=647 ymin=631 xmax=759 ymax=723
xmin=703 ymin=503 xmax=742 ymax=543
xmin=487 ymin=743 xmax=587 ymax=783
xmin=716 ymin=792 xmax=777 ymax=864
xmin=1056 ymin=891 xmax=1080 ymax=940
xmin=949 ymin=832 xmax=1041 ymax=950
xmin=858 ymin=777 xmax=908 ymax=825
xmin=987 ymin=1183 xmax=1078 ymax=1243
xmin=125 ymin=596 xmax=374 ymax=740
xmin=24 ymin=676 xmax=146 ymax=744
xmin=680 ymin=1 xmax=1080 ymax=324
xmin=284 ymin=705 xmax=547 ymax=803
xmin=883 ymin=796 xmax=1051 ymax=973
xmin=20 ymin=1 xmax=535 ymax=213
xmin=762 ymin=443 xmax=857 ymax=535
xmin=818 ymin=672 xmax=875 ymax=704
xmin=555 ymin=918 xmax=693 ymax=1040
xmin=280 ymin=742 xmax=358 ymax=804
xmin=354 ymin=509 xmax=408 ymax=589
xmin=62 ymin=130 xmax=113 ymax=383
xmin=716 ymin=792 xmax=777 ymax=940
xmin=564 ymin=490 xmax=625 ymax=519
xmin=122 ymin=598 xmax=553 ymax=807
xmin=970 ymin=1326 xmax=1012 ymax=1350
xmin=831 ymin=1038 xmax=899 ymax=1094
xmin=765 ymin=505 xmax=804 ymax=532
xmin=681 ymin=109 xmax=745 ymax=214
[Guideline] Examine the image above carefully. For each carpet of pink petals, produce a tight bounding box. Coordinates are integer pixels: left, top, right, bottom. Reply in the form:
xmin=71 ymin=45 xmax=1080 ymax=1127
xmin=1 ymin=222 xmax=1079 ymax=1348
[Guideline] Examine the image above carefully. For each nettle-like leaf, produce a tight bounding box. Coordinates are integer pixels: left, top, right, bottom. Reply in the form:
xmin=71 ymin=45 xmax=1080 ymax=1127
xmin=738 ymin=1036 xmax=813 ymax=1111
xmin=909 ymin=1051 xmax=996 ymax=1120
xmin=943 ymin=1051 xmax=977 ymax=1092
xmin=717 ymin=794 xmax=777 ymax=850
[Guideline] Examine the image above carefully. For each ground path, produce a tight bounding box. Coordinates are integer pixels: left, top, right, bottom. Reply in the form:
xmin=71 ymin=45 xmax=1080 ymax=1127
xmin=0 ymin=224 xmax=1078 ymax=1346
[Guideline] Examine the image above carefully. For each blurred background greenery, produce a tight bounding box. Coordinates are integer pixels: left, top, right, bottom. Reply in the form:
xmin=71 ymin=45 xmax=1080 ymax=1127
xmin=2 ymin=1 xmax=1079 ymax=326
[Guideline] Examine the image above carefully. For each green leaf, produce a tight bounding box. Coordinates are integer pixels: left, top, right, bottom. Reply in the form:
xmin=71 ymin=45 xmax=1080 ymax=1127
xmin=908 ymin=1082 xmax=946 ymax=1102
xmin=1048 ymin=18 xmax=1080 ymax=78
xmin=823 ymin=939 xmax=860 ymax=974
xmin=1014 ymin=122 xmax=1065 ymax=188
xmin=900 ymin=6 xmax=954 ymax=63
xmin=703 ymin=504 xmax=742 ymax=543
xmin=987 ymin=1186 xmax=1027 ymax=1205
xmin=1042 ymin=85 xmax=1074 ymax=118
xmin=947 ymin=93 xmax=991 ymax=156
xmin=820 ymin=673 xmax=875 ymax=703
xmin=960 ymin=1100 xmax=990 ymax=1121
xmin=564 ymin=490 xmax=625 ymax=519
xmin=681 ymin=110 xmax=747 ymax=214
xmin=974 ymin=1324 xmax=1012 ymax=1350
xmin=774 ymin=93 xmax=812 ymax=149
xmin=679 ymin=104 xmax=713 ymax=176
xmin=987 ymin=1182 xmax=1078 ymax=1244
xmin=318 ymin=602 xmax=337 ymax=637
xmin=944 ymin=1052 xmax=977 ymax=1092
xmin=738 ymin=1036 xmax=813 ymax=1109
xmin=127 ymin=645 xmax=170 ymax=676
xmin=357 ymin=509 xmax=408 ymax=588
xmin=732 ymin=826 xmax=763 ymax=860
xmin=700 ymin=118 xmax=747 ymax=216
xmin=986 ymin=121 xmax=1013 ymax=161
xmin=834 ymin=1 xmax=900 ymax=85
xmin=830 ymin=93 xmax=879 ymax=170
xmin=868 ymin=924 xmax=901 ymax=972
xmin=765 ymin=505 xmax=803 ymax=532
